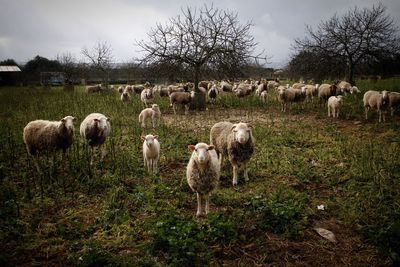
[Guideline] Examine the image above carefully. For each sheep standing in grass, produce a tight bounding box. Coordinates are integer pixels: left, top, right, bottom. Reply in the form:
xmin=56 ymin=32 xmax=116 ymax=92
xmin=23 ymin=116 xmax=76 ymax=170
xmin=260 ymin=90 xmax=268 ymax=103
xmin=318 ymin=84 xmax=339 ymax=104
xmin=142 ymin=134 xmax=160 ymax=174
xmin=120 ymin=88 xmax=131 ymax=103
xmin=210 ymin=122 xmax=254 ymax=186
xmin=337 ymin=81 xmax=359 ymax=95
xmin=304 ymin=84 xmax=319 ymax=101
xmin=208 ymin=85 xmax=218 ymax=101
xmin=138 ymin=104 xmax=161 ymax=128
xmin=80 ymin=113 xmax=111 ymax=164
xmin=220 ymin=81 xmax=233 ymax=92
xmin=169 ymin=91 xmax=195 ymax=115
xmin=278 ymin=87 xmax=306 ymax=112
xmin=327 ymin=96 xmax=344 ymax=118
xmin=363 ymin=90 xmax=389 ymax=122
xmin=140 ymin=88 xmax=154 ymax=107
xmin=388 ymin=92 xmax=400 ymax=116
xmin=187 ymin=142 xmax=220 ymax=216
xmin=86 ymin=84 xmax=102 ymax=93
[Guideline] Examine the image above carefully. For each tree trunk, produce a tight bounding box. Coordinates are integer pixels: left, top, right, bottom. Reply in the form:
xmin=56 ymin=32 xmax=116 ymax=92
xmin=190 ymin=66 xmax=206 ymax=111
xmin=346 ymin=58 xmax=356 ymax=85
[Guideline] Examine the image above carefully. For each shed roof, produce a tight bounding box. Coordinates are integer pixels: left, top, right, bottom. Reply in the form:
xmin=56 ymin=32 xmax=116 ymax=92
xmin=0 ymin=66 xmax=21 ymax=72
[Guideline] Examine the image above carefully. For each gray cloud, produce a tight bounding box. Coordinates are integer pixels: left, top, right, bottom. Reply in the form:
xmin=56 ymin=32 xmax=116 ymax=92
xmin=1 ymin=0 xmax=399 ymax=68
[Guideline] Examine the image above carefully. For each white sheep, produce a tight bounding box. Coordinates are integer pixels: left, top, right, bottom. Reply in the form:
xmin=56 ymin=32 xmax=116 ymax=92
xmin=86 ymin=84 xmax=102 ymax=94
xmin=363 ymin=90 xmax=389 ymax=122
xmin=278 ymin=87 xmax=306 ymax=112
xmin=388 ymin=92 xmax=400 ymax=116
xmin=141 ymin=134 xmax=160 ymax=174
xmin=138 ymin=104 xmax=161 ymax=128
xmin=140 ymin=88 xmax=154 ymax=107
xmin=186 ymin=142 xmax=220 ymax=217
xmin=318 ymin=84 xmax=339 ymax=103
xmin=208 ymin=85 xmax=218 ymax=101
xmin=327 ymin=95 xmax=344 ymax=118
xmin=220 ymin=81 xmax=233 ymax=92
xmin=23 ymin=116 xmax=76 ymax=171
xmin=120 ymin=88 xmax=131 ymax=103
xmin=260 ymin=90 xmax=268 ymax=103
xmin=337 ymin=81 xmax=359 ymax=95
xmin=80 ymin=113 xmax=111 ymax=164
xmin=210 ymin=122 xmax=254 ymax=186
xmin=304 ymin=84 xmax=319 ymax=101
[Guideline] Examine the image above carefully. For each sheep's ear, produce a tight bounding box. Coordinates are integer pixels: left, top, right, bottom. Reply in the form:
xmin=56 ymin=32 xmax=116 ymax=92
xmin=208 ymin=145 xmax=214 ymax=151
xmin=106 ymin=117 xmax=111 ymax=122
xmin=246 ymin=123 xmax=252 ymax=129
xmin=154 ymin=135 xmax=159 ymax=139
xmin=141 ymin=135 xmax=145 ymax=141
xmin=72 ymin=117 xmax=76 ymax=122
xmin=231 ymin=124 xmax=237 ymax=131
xmin=188 ymin=145 xmax=196 ymax=151
xmin=61 ymin=118 xmax=66 ymax=123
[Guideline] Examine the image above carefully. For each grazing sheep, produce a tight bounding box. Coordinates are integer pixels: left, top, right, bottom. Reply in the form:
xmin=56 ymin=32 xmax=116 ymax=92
xmin=120 ymin=88 xmax=131 ymax=103
xmin=141 ymin=134 xmax=160 ymax=174
xmin=337 ymin=81 xmax=360 ymax=95
xmin=327 ymin=95 xmax=344 ymax=118
xmin=318 ymin=84 xmax=338 ymax=103
xmin=138 ymin=104 xmax=161 ymax=128
xmin=292 ymin=82 xmax=306 ymax=89
xmin=267 ymin=80 xmax=280 ymax=91
xmin=140 ymin=88 xmax=154 ymax=107
xmin=233 ymin=83 xmax=252 ymax=97
xmin=278 ymin=87 xmax=306 ymax=112
xmin=80 ymin=113 xmax=111 ymax=164
xmin=210 ymin=122 xmax=254 ymax=186
xmin=86 ymin=84 xmax=102 ymax=93
xmin=260 ymin=90 xmax=268 ymax=103
xmin=187 ymin=142 xmax=220 ymax=217
xmin=363 ymin=90 xmax=389 ymax=122
xmin=220 ymin=81 xmax=233 ymax=92
xmin=23 ymin=116 xmax=76 ymax=171
xmin=208 ymin=85 xmax=218 ymax=101
xmin=388 ymin=91 xmax=400 ymax=116
xmin=304 ymin=84 xmax=319 ymax=101
xmin=169 ymin=91 xmax=195 ymax=115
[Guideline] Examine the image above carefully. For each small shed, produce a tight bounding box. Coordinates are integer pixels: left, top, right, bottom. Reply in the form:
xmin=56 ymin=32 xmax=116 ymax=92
xmin=0 ymin=65 xmax=22 ymax=86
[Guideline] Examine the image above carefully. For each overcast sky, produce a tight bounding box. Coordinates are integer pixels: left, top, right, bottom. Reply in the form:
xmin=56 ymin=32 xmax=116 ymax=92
xmin=0 ymin=0 xmax=399 ymax=68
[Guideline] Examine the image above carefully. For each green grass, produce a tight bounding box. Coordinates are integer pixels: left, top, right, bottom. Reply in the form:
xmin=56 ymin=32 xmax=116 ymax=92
xmin=0 ymin=80 xmax=399 ymax=266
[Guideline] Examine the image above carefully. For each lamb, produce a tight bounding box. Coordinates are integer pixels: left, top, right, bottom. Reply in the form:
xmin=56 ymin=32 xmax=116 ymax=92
xmin=80 ymin=113 xmax=111 ymax=164
xmin=140 ymin=88 xmax=154 ymax=107
xmin=208 ymin=85 xmax=218 ymax=101
xmin=86 ymin=84 xmax=102 ymax=93
xmin=278 ymin=87 xmax=306 ymax=112
xmin=141 ymin=134 xmax=160 ymax=174
xmin=120 ymin=88 xmax=131 ymax=102
xmin=318 ymin=83 xmax=338 ymax=103
xmin=169 ymin=91 xmax=195 ymax=115
xmin=210 ymin=122 xmax=254 ymax=186
xmin=327 ymin=95 xmax=344 ymax=118
xmin=363 ymin=90 xmax=389 ymax=122
xmin=256 ymin=83 xmax=267 ymax=96
xmin=260 ymin=90 xmax=268 ymax=103
xmin=186 ymin=142 xmax=220 ymax=217
xmin=23 ymin=116 xmax=76 ymax=168
xmin=388 ymin=91 xmax=400 ymax=116
xmin=138 ymin=104 xmax=161 ymax=128
xmin=337 ymin=81 xmax=359 ymax=95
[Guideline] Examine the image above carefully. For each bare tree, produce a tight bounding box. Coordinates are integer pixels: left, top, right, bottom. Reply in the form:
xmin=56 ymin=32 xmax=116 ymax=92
xmin=57 ymin=52 xmax=78 ymax=89
xmin=295 ymin=3 xmax=399 ymax=84
xmin=138 ymin=5 xmax=265 ymax=109
xmin=82 ymin=41 xmax=113 ymax=87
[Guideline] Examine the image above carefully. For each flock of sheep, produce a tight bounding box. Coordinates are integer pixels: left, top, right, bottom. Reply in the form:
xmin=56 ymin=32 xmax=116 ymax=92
xmin=22 ymin=78 xmax=399 ymax=216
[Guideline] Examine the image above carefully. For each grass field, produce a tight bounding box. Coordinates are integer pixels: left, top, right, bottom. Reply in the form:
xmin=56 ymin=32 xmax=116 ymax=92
xmin=1 ymin=79 xmax=400 ymax=266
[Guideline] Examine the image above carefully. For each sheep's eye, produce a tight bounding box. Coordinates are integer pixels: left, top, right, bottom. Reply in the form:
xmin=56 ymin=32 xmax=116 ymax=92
xmin=233 ymin=130 xmax=238 ymax=132
xmin=247 ymin=130 xmax=250 ymax=133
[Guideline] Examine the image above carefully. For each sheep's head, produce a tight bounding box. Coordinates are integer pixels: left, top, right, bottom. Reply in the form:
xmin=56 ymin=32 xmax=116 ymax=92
xmin=60 ymin=116 xmax=76 ymax=134
xmin=188 ymin=143 xmax=214 ymax=165
xmin=382 ymin=90 xmax=389 ymax=104
xmin=315 ymin=84 xmax=320 ymax=89
xmin=351 ymin=86 xmax=360 ymax=94
xmin=301 ymin=86 xmax=306 ymax=93
xmin=142 ymin=134 xmax=158 ymax=148
xmin=93 ymin=116 xmax=110 ymax=134
xmin=151 ymin=104 xmax=159 ymax=111
xmin=278 ymin=86 xmax=286 ymax=96
xmin=232 ymin=122 xmax=252 ymax=145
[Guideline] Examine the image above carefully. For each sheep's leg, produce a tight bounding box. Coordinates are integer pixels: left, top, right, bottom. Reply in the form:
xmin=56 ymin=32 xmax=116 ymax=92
xmin=205 ymin=193 xmax=210 ymax=215
xmin=232 ymin=164 xmax=239 ymax=186
xmin=196 ymin=193 xmax=203 ymax=217
xmin=184 ymin=104 xmax=189 ymax=115
xmin=391 ymin=107 xmax=394 ymax=117
xmin=244 ymin=164 xmax=249 ymax=182
xmin=336 ymin=109 xmax=340 ymax=118
xmin=154 ymin=158 xmax=159 ymax=174
xmin=328 ymin=106 xmax=331 ymax=117
xmin=219 ymin=153 xmax=224 ymax=167
xmin=173 ymin=104 xmax=177 ymax=114
xmin=378 ymin=109 xmax=382 ymax=123
xmin=144 ymin=157 xmax=148 ymax=173
xmin=100 ymin=146 xmax=107 ymax=161
xmin=365 ymin=107 xmax=369 ymax=120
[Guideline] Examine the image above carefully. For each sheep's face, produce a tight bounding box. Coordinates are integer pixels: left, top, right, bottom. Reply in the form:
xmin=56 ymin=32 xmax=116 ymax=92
xmin=142 ymin=135 xmax=158 ymax=148
xmin=189 ymin=143 xmax=214 ymax=164
xmin=315 ymin=84 xmax=320 ymax=89
xmin=61 ymin=116 xmax=76 ymax=133
xmin=94 ymin=117 xmax=110 ymax=132
xmin=382 ymin=90 xmax=388 ymax=104
xmin=151 ymin=104 xmax=159 ymax=111
xmin=278 ymin=87 xmax=286 ymax=96
xmin=232 ymin=123 xmax=252 ymax=145
xmin=350 ymin=86 xmax=359 ymax=94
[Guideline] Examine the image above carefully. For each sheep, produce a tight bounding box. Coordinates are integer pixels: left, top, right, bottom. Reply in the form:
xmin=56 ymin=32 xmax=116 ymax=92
xmin=256 ymin=83 xmax=267 ymax=96
xmin=388 ymin=91 xmax=400 ymax=116
xmin=80 ymin=113 xmax=111 ymax=164
xmin=23 ymin=116 xmax=76 ymax=171
xmin=327 ymin=95 xmax=344 ymax=118
xmin=210 ymin=122 xmax=254 ymax=186
xmin=169 ymin=91 xmax=195 ymax=115
xmin=120 ymin=88 xmax=131 ymax=103
xmin=141 ymin=134 xmax=160 ymax=174
xmin=260 ymin=90 xmax=268 ymax=103
xmin=86 ymin=84 xmax=102 ymax=93
xmin=138 ymin=104 xmax=161 ymax=128
xmin=140 ymin=88 xmax=154 ymax=107
xmin=318 ymin=84 xmax=338 ymax=104
xmin=304 ymin=84 xmax=319 ymax=101
xmin=267 ymin=80 xmax=280 ymax=91
xmin=292 ymin=82 xmax=306 ymax=89
xmin=208 ymin=84 xmax=218 ymax=101
xmin=220 ymin=81 xmax=233 ymax=92
xmin=363 ymin=90 xmax=389 ymax=122
xmin=186 ymin=142 xmax=220 ymax=217
xmin=233 ymin=83 xmax=252 ymax=97
xmin=198 ymin=81 xmax=210 ymax=91
xmin=337 ymin=81 xmax=359 ymax=95
xmin=278 ymin=87 xmax=306 ymax=112
xmin=133 ymin=85 xmax=144 ymax=94
xmin=117 ymin=86 xmax=125 ymax=94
